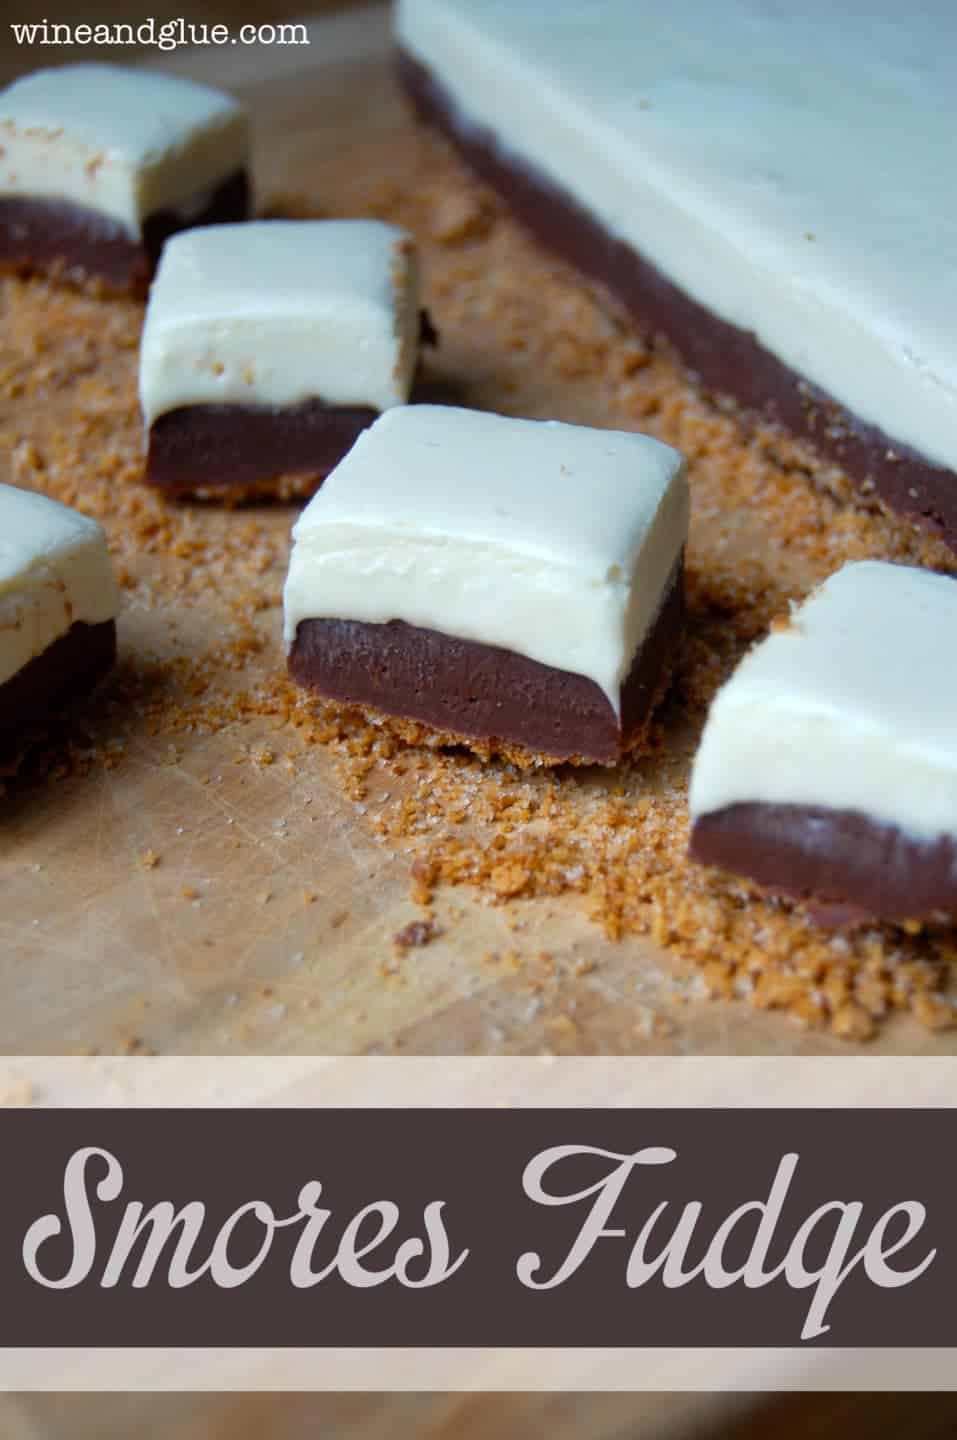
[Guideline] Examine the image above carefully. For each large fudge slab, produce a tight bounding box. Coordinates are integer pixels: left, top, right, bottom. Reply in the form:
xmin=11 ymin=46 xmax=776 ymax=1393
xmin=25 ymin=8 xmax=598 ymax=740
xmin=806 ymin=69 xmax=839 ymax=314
xmin=396 ymin=0 xmax=957 ymax=548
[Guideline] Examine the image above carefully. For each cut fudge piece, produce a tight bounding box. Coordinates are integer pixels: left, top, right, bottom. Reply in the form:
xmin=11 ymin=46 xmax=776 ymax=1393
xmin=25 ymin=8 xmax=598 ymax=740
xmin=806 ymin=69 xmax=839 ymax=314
xmin=0 ymin=485 xmax=120 ymax=737
xmin=283 ymin=405 xmax=688 ymax=765
xmin=139 ymin=220 xmax=423 ymax=498
xmin=396 ymin=0 xmax=957 ymax=550
xmin=0 ymin=63 xmax=249 ymax=293
xmin=688 ymin=561 xmax=957 ymax=925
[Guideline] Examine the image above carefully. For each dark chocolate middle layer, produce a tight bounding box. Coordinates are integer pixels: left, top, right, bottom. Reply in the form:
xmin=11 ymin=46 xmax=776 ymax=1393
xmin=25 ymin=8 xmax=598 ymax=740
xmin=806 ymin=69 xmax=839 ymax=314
xmin=289 ymin=559 xmax=684 ymax=764
xmin=689 ymin=802 xmax=957 ymax=924
xmin=0 ymin=169 xmax=249 ymax=293
xmin=145 ymin=397 xmax=379 ymax=493
xmin=398 ymin=50 xmax=957 ymax=551
xmin=0 ymin=619 xmax=116 ymax=739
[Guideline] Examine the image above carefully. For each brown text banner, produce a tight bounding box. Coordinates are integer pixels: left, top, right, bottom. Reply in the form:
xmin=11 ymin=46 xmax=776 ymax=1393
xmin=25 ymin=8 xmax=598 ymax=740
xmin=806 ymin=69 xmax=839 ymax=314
xmin=0 ymin=1108 xmax=953 ymax=1348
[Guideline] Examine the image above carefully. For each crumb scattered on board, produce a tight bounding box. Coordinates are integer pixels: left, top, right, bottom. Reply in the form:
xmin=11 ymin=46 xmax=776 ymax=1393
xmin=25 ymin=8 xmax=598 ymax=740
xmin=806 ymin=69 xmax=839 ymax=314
xmin=393 ymin=917 xmax=442 ymax=952
xmin=1 ymin=109 xmax=955 ymax=1047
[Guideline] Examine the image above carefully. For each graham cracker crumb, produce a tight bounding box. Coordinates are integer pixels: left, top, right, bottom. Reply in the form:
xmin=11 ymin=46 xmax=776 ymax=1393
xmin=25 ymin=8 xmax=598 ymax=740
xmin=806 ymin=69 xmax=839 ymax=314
xmin=393 ymin=917 xmax=442 ymax=951
xmin=430 ymin=187 xmax=494 ymax=245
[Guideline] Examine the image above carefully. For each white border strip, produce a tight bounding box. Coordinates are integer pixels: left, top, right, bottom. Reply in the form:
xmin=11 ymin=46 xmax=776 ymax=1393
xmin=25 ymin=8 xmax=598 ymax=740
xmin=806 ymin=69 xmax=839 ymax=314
xmin=0 ymin=1346 xmax=954 ymax=1393
xmin=3 ymin=1055 xmax=956 ymax=1108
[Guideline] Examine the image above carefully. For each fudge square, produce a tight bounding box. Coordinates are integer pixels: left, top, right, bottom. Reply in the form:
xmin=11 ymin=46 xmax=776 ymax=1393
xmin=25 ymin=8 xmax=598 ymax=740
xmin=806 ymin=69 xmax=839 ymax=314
xmin=689 ymin=561 xmax=957 ymax=926
xmin=139 ymin=220 xmax=423 ymax=498
xmin=0 ymin=484 xmax=120 ymax=738
xmin=283 ymin=405 xmax=689 ymax=766
xmin=0 ymin=64 xmax=249 ymax=293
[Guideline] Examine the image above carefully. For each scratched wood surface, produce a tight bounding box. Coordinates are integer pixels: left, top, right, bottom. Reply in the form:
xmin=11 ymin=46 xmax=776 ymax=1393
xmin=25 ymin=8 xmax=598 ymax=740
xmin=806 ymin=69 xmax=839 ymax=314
xmin=0 ymin=6 xmax=954 ymax=1435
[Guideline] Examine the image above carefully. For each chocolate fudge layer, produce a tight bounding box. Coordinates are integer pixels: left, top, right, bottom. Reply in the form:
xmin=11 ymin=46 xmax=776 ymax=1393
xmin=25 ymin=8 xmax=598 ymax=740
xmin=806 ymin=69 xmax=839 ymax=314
xmin=145 ymin=396 xmax=378 ymax=495
xmin=396 ymin=0 xmax=957 ymax=549
xmin=0 ymin=64 xmax=250 ymax=294
xmin=0 ymin=619 xmax=116 ymax=741
xmin=0 ymin=171 xmax=250 ymax=295
xmin=690 ymin=803 xmax=957 ymax=927
xmin=688 ymin=562 xmax=957 ymax=927
xmin=290 ymin=558 xmax=684 ymax=765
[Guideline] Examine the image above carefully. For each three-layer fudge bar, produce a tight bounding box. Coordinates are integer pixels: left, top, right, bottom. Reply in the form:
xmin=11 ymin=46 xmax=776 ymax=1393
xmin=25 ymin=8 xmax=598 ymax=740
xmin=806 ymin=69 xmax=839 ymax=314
xmin=0 ymin=64 xmax=249 ymax=293
xmin=140 ymin=220 xmax=423 ymax=497
xmin=689 ymin=562 xmax=957 ymax=926
xmin=396 ymin=0 xmax=957 ymax=549
xmin=284 ymin=405 xmax=688 ymax=765
xmin=0 ymin=485 xmax=120 ymax=736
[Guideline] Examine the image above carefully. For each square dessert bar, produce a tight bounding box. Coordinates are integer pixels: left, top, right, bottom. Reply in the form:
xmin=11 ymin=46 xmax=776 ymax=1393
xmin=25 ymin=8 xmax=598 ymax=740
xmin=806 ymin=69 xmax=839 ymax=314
xmin=0 ymin=64 xmax=249 ymax=293
xmin=140 ymin=221 xmax=423 ymax=498
xmin=0 ymin=484 xmax=120 ymax=738
xmin=689 ymin=561 xmax=957 ymax=926
xmin=283 ymin=405 xmax=689 ymax=765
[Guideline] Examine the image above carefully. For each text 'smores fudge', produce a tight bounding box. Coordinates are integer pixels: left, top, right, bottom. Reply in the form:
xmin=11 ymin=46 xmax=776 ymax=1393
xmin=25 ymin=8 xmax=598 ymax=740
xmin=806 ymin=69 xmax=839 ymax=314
xmin=284 ymin=406 xmax=688 ymax=765
xmin=689 ymin=562 xmax=957 ymax=925
xmin=140 ymin=221 xmax=422 ymax=496
xmin=397 ymin=0 xmax=957 ymax=548
xmin=0 ymin=64 xmax=249 ymax=291
xmin=0 ymin=485 xmax=120 ymax=736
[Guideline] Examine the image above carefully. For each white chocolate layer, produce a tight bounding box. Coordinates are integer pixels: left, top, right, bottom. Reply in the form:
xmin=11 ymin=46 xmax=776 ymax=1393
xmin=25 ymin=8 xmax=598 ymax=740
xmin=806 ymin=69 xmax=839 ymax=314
xmin=139 ymin=221 xmax=421 ymax=425
xmin=689 ymin=562 xmax=957 ymax=842
xmin=397 ymin=0 xmax=957 ymax=474
xmin=283 ymin=406 xmax=688 ymax=712
xmin=0 ymin=485 xmax=120 ymax=688
xmin=0 ymin=64 xmax=248 ymax=237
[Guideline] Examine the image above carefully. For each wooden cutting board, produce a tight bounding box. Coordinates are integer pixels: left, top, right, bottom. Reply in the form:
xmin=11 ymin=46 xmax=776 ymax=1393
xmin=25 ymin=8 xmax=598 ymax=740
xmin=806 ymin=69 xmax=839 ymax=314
xmin=0 ymin=2 xmax=953 ymax=1060
xmin=1 ymin=7 xmax=955 ymax=1436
